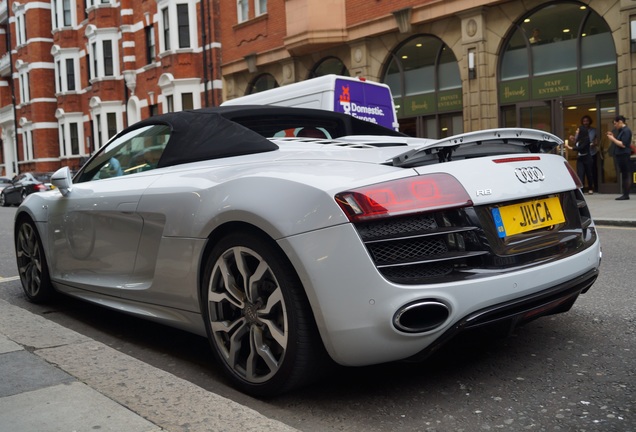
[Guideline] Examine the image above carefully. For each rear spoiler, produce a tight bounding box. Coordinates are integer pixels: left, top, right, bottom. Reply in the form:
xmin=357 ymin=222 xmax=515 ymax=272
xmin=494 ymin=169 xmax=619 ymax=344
xmin=389 ymin=128 xmax=563 ymax=168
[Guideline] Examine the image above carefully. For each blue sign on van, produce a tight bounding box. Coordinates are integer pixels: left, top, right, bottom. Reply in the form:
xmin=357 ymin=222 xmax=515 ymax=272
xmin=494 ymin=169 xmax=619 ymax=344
xmin=333 ymin=78 xmax=395 ymax=130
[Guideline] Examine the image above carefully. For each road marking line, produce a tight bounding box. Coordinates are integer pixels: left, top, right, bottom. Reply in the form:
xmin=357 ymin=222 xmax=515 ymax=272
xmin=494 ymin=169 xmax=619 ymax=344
xmin=0 ymin=276 xmax=20 ymax=283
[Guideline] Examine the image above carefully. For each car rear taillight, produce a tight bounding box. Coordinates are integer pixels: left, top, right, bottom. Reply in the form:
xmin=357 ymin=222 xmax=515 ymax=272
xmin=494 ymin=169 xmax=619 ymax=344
xmin=35 ymin=184 xmax=47 ymax=191
xmin=335 ymin=174 xmax=473 ymax=222
xmin=563 ymin=161 xmax=583 ymax=188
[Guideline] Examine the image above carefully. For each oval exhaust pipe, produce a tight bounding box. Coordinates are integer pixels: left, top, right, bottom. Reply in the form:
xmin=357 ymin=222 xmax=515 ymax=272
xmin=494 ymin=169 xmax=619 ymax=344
xmin=393 ymin=300 xmax=450 ymax=334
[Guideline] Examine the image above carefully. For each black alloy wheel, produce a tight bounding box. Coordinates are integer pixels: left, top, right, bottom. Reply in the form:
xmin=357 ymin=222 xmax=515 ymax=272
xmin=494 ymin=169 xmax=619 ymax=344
xmin=16 ymin=219 xmax=55 ymax=302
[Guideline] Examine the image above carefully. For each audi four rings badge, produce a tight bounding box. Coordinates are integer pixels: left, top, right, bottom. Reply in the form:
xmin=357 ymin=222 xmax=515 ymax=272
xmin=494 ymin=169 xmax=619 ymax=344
xmin=515 ymin=167 xmax=545 ymax=183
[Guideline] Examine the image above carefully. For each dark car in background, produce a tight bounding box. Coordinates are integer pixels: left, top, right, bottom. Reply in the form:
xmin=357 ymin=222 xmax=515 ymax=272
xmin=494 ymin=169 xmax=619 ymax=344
xmin=0 ymin=177 xmax=12 ymax=192
xmin=0 ymin=172 xmax=52 ymax=207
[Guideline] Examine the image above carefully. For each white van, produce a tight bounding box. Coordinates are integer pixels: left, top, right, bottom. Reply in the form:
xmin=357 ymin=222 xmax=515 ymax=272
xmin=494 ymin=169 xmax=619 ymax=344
xmin=222 ymin=75 xmax=399 ymax=131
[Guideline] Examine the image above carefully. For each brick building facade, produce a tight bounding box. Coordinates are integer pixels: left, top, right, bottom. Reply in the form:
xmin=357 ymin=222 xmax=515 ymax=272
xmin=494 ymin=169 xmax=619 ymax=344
xmin=0 ymin=0 xmax=222 ymax=177
xmin=0 ymin=0 xmax=635 ymax=194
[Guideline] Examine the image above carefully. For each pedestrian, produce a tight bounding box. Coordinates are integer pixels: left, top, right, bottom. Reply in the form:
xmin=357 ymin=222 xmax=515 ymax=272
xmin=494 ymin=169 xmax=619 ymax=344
xmin=606 ymin=115 xmax=633 ymax=200
xmin=566 ymin=122 xmax=593 ymax=194
xmin=581 ymin=115 xmax=599 ymax=193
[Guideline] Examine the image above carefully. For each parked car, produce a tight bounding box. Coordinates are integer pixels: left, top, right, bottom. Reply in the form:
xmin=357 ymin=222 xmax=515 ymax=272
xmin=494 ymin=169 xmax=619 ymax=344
xmin=0 ymin=176 xmax=12 ymax=192
xmin=1 ymin=172 xmax=52 ymax=207
xmin=14 ymin=106 xmax=601 ymax=396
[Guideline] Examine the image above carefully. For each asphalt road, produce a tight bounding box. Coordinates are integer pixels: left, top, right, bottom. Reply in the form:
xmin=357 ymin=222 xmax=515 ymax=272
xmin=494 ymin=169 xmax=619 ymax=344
xmin=0 ymin=205 xmax=634 ymax=431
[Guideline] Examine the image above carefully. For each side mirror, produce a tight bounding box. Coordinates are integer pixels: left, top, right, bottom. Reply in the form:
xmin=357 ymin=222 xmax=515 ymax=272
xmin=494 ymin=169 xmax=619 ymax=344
xmin=51 ymin=167 xmax=73 ymax=196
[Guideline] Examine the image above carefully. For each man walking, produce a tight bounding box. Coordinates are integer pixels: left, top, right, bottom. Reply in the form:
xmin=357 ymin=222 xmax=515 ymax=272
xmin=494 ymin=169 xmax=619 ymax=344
xmin=606 ymin=115 xmax=633 ymax=200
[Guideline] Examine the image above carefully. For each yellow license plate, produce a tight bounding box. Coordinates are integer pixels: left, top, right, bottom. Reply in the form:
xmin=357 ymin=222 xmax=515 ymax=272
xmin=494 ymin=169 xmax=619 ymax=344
xmin=491 ymin=196 xmax=565 ymax=238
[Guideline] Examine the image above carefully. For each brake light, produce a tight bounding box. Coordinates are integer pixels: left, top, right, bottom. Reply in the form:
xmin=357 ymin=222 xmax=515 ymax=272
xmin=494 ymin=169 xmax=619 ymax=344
xmin=493 ymin=156 xmax=541 ymax=163
xmin=335 ymin=174 xmax=472 ymax=222
xmin=564 ymin=161 xmax=582 ymax=188
xmin=35 ymin=184 xmax=46 ymax=191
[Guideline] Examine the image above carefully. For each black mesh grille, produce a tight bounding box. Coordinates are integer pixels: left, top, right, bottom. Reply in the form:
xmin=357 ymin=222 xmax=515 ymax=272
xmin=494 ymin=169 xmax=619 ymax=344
xmin=369 ymin=238 xmax=448 ymax=264
xmin=352 ymin=190 xmax=597 ymax=285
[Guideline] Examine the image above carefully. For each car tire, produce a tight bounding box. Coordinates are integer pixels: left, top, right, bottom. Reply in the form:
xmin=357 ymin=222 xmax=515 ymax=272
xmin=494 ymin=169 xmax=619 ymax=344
xmin=0 ymin=192 xmax=7 ymax=207
xmin=15 ymin=219 xmax=55 ymax=303
xmin=202 ymin=231 xmax=330 ymax=397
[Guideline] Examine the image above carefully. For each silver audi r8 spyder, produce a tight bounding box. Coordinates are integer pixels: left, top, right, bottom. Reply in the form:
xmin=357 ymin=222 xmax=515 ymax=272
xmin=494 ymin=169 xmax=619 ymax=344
xmin=14 ymin=106 xmax=601 ymax=396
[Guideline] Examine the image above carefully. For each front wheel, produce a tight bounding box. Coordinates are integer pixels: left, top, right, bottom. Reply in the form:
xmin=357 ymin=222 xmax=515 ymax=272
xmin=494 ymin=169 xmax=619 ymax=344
xmin=0 ymin=192 xmax=8 ymax=207
xmin=15 ymin=219 xmax=55 ymax=302
xmin=202 ymin=231 xmax=328 ymax=397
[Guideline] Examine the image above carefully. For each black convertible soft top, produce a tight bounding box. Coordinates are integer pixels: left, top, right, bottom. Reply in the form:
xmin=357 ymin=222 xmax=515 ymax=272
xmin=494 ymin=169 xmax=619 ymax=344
xmin=122 ymin=105 xmax=407 ymax=168
xmin=129 ymin=108 xmax=277 ymax=169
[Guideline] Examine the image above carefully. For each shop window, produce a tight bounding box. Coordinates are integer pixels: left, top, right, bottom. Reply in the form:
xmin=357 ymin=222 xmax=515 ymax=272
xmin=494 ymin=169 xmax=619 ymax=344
xmin=247 ymin=73 xmax=279 ymax=94
xmin=310 ymin=57 xmax=349 ymax=78
xmin=500 ymin=3 xmax=615 ymax=81
xmin=383 ymin=35 xmax=462 ymax=137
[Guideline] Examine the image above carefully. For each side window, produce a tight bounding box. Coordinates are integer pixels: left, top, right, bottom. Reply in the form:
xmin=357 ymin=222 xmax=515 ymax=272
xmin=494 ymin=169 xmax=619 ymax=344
xmin=76 ymin=125 xmax=171 ymax=183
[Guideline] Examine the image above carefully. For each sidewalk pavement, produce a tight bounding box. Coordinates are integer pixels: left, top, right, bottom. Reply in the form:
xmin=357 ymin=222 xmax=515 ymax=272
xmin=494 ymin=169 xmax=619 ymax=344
xmin=0 ymin=193 xmax=633 ymax=432
xmin=0 ymin=298 xmax=299 ymax=432
xmin=583 ymin=192 xmax=636 ymax=227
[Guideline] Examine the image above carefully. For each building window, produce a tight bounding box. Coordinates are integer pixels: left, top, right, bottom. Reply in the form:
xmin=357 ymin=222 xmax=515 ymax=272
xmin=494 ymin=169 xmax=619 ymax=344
xmin=56 ymin=60 xmax=62 ymax=92
xmin=91 ymin=100 xmax=123 ymax=149
xmin=86 ymin=0 xmax=112 ymax=6
xmin=70 ymin=123 xmax=80 ymax=154
xmin=15 ymin=10 xmax=27 ymax=46
xmin=149 ymin=104 xmax=159 ymax=116
xmin=107 ymin=113 xmax=117 ymax=139
xmin=63 ymin=0 xmax=72 ymax=26
xmin=22 ymin=126 xmax=33 ymax=161
xmin=157 ymin=1 xmax=197 ymax=53
xmin=95 ymin=115 xmax=102 ymax=148
xmin=182 ymin=93 xmax=193 ymax=110
xmin=103 ymin=40 xmax=113 ymax=76
xmin=166 ymin=95 xmax=174 ymax=113
xmin=159 ymin=73 xmax=201 ymax=112
xmin=18 ymin=70 xmax=30 ymax=104
xmin=53 ymin=0 xmax=75 ymax=29
xmin=52 ymin=46 xmax=80 ymax=92
xmin=86 ymin=26 xmax=119 ymax=80
xmin=255 ymin=0 xmax=267 ymax=16
xmin=237 ymin=0 xmax=249 ymax=22
xmin=57 ymin=110 xmax=86 ymax=157
xmin=145 ymin=25 xmax=155 ymax=64
xmin=60 ymin=123 xmax=66 ymax=156
xmin=162 ymin=8 xmax=170 ymax=51
xmin=177 ymin=4 xmax=190 ymax=48
xmin=66 ymin=58 xmax=76 ymax=91
xmin=91 ymin=42 xmax=97 ymax=79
